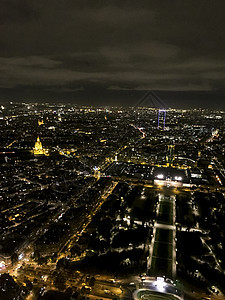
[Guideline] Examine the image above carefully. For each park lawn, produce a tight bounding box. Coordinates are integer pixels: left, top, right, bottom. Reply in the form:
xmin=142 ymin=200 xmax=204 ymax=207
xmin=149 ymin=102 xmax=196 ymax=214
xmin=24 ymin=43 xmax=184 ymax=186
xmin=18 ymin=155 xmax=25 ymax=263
xmin=158 ymin=202 xmax=173 ymax=225
xmin=156 ymin=228 xmax=173 ymax=243
xmin=150 ymin=256 xmax=173 ymax=278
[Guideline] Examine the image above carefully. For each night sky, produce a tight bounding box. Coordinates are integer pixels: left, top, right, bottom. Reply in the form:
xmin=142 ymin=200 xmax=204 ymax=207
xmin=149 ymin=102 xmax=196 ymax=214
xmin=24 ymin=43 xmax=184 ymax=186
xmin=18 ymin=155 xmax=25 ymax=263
xmin=0 ymin=0 xmax=225 ymax=108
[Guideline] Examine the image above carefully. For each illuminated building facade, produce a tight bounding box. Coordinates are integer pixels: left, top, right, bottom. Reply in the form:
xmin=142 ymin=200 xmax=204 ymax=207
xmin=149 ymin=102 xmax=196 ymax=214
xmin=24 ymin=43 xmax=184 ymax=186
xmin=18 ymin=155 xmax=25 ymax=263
xmin=158 ymin=109 xmax=166 ymax=130
xmin=33 ymin=136 xmax=49 ymax=156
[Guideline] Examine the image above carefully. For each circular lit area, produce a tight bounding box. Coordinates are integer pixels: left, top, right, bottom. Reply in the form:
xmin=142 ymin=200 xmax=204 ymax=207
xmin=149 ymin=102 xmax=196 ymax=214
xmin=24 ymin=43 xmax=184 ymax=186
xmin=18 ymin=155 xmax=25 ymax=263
xmin=133 ymin=278 xmax=183 ymax=300
xmin=134 ymin=289 xmax=180 ymax=300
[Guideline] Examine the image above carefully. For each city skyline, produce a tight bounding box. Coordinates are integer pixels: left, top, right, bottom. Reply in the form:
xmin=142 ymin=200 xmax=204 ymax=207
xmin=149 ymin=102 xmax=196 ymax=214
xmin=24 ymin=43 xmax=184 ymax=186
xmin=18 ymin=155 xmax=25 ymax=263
xmin=1 ymin=2 xmax=225 ymax=299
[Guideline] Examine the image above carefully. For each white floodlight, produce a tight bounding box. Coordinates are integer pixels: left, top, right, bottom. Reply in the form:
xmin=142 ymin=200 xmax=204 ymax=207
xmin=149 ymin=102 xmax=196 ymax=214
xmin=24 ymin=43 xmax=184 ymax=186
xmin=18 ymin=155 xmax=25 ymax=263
xmin=174 ymin=176 xmax=182 ymax=181
xmin=156 ymin=174 xmax=164 ymax=179
xmin=0 ymin=261 xmax=5 ymax=269
xmin=155 ymin=277 xmax=165 ymax=292
xmin=18 ymin=253 xmax=24 ymax=260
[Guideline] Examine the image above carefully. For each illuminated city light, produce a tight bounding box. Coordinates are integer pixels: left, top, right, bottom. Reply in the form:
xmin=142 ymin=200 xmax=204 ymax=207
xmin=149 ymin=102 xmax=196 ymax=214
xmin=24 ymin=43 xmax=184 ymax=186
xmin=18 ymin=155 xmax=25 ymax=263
xmin=154 ymin=277 xmax=165 ymax=292
xmin=0 ymin=261 xmax=6 ymax=269
xmin=18 ymin=253 xmax=24 ymax=260
xmin=156 ymin=174 xmax=164 ymax=179
xmin=174 ymin=176 xmax=182 ymax=181
xmin=0 ymin=102 xmax=224 ymax=299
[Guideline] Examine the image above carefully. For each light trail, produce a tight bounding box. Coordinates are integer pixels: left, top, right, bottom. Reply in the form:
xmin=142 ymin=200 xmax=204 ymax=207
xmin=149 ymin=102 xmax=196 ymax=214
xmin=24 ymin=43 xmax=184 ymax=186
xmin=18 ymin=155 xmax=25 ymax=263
xmin=130 ymin=124 xmax=146 ymax=139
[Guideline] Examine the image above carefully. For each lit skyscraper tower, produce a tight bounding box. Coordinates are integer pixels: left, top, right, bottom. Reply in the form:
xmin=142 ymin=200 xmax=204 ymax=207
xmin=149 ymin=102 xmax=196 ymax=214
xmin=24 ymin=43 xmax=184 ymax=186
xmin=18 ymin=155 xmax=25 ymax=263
xmin=158 ymin=109 xmax=166 ymax=130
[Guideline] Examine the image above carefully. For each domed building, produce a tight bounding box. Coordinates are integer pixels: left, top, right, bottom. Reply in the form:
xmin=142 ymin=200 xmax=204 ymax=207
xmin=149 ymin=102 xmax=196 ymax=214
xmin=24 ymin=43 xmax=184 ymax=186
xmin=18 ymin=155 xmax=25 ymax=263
xmin=33 ymin=136 xmax=49 ymax=156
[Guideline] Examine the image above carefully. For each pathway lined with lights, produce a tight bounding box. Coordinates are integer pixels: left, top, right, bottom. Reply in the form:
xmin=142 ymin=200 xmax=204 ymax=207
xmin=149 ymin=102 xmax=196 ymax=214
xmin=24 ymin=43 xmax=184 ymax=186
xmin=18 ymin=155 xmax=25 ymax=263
xmin=147 ymin=194 xmax=176 ymax=280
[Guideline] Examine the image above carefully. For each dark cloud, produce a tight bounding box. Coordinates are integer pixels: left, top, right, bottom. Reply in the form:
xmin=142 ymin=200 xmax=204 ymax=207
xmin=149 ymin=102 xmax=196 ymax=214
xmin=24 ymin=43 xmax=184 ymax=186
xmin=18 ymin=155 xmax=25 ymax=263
xmin=0 ymin=0 xmax=39 ymax=24
xmin=0 ymin=0 xmax=225 ymax=107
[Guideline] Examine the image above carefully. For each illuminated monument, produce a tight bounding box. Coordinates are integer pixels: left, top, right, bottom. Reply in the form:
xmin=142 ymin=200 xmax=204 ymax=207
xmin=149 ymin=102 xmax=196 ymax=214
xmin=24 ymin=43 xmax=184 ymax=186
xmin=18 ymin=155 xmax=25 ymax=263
xmin=33 ymin=136 xmax=49 ymax=156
